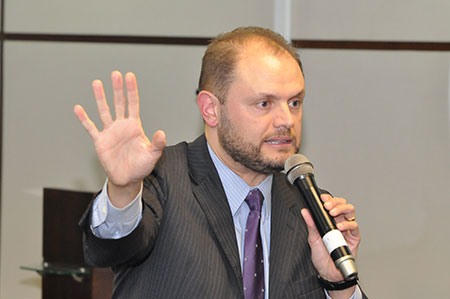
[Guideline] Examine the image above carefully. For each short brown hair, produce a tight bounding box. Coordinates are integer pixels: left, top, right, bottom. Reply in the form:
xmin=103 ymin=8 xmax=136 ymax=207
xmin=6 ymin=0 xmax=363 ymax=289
xmin=198 ymin=26 xmax=303 ymax=103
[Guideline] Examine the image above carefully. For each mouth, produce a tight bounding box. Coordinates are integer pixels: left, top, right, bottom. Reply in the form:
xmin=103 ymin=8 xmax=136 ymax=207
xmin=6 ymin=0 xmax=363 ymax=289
xmin=264 ymin=137 xmax=294 ymax=145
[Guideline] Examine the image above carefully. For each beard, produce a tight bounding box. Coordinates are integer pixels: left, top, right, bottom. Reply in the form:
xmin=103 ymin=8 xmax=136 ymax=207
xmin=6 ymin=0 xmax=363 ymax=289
xmin=217 ymin=107 xmax=299 ymax=174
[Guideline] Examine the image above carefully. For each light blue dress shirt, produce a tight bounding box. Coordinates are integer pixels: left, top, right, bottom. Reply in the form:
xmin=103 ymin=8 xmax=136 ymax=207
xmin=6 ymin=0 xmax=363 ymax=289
xmin=207 ymin=145 xmax=273 ymax=298
xmin=90 ymin=143 xmax=361 ymax=299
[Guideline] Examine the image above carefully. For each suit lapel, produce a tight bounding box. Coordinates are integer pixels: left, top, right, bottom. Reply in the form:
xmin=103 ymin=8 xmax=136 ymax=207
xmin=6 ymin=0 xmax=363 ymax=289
xmin=269 ymin=173 xmax=303 ymax=298
xmin=187 ymin=135 xmax=244 ymax=292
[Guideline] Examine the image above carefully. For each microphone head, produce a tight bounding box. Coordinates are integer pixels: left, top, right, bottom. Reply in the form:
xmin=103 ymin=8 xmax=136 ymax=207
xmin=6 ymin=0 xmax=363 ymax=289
xmin=284 ymin=154 xmax=315 ymax=184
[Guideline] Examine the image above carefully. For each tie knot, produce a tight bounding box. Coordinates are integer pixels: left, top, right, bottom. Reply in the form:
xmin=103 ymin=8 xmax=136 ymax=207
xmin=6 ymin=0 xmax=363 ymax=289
xmin=245 ymin=188 xmax=264 ymax=212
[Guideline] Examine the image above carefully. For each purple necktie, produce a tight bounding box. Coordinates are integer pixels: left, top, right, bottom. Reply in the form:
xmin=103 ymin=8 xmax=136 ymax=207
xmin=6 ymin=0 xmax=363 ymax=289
xmin=243 ymin=188 xmax=265 ymax=299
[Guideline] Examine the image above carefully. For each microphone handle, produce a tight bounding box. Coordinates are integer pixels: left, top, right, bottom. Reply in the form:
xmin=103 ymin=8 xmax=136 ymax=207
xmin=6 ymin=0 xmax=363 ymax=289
xmin=294 ymin=174 xmax=358 ymax=280
xmin=295 ymin=174 xmax=336 ymax=235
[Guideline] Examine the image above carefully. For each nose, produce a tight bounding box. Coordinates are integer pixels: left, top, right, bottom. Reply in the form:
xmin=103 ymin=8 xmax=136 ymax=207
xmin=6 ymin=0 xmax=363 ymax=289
xmin=273 ymin=103 xmax=295 ymax=129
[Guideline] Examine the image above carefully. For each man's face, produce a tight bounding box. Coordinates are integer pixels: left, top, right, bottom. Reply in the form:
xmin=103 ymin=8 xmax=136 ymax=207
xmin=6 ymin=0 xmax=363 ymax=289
xmin=217 ymin=46 xmax=305 ymax=174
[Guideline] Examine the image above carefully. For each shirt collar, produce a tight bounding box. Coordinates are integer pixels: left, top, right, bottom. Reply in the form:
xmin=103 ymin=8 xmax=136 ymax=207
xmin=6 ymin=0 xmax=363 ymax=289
xmin=207 ymin=143 xmax=273 ymax=216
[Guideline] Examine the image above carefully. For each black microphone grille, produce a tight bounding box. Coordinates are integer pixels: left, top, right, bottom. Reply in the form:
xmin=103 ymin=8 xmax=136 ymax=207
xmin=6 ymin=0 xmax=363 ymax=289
xmin=284 ymin=154 xmax=315 ymax=184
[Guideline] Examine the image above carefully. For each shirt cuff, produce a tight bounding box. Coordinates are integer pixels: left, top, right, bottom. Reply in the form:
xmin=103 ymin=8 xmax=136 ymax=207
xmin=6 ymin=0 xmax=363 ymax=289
xmin=324 ymin=285 xmax=362 ymax=299
xmin=90 ymin=179 xmax=143 ymax=239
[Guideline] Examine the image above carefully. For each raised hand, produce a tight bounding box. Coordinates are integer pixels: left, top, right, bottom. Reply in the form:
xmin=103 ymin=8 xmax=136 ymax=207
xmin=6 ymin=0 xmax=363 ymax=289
xmin=74 ymin=71 xmax=166 ymax=208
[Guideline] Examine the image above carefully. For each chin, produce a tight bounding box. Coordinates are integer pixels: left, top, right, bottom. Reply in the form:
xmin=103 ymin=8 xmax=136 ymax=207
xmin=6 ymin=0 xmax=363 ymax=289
xmin=265 ymin=148 xmax=296 ymax=161
xmin=261 ymin=155 xmax=289 ymax=170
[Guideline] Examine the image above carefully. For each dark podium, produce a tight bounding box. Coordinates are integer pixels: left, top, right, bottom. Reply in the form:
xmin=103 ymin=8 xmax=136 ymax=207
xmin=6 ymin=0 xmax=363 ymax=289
xmin=22 ymin=188 xmax=114 ymax=299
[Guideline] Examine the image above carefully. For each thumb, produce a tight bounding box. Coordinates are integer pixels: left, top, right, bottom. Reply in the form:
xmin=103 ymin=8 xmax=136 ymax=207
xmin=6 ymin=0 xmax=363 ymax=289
xmin=300 ymin=208 xmax=322 ymax=246
xmin=151 ymin=130 xmax=167 ymax=153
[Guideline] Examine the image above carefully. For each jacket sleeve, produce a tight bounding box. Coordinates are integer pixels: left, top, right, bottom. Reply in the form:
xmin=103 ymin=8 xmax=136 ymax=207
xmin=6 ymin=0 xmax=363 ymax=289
xmin=79 ymin=172 xmax=165 ymax=268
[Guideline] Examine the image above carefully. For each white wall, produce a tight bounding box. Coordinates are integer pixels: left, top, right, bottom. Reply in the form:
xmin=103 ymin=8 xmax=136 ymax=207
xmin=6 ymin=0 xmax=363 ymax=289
xmin=1 ymin=0 xmax=449 ymax=298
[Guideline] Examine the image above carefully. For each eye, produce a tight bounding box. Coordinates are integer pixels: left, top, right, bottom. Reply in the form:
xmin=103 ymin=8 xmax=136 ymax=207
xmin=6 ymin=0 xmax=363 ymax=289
xmin=289 ymin=99 xmax=302 ymax=108
xmin=257 ymin=100 xmax=270 ymax=108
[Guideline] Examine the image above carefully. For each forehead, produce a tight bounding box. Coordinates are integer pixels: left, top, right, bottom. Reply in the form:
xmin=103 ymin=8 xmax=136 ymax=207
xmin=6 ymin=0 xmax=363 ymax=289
xmin=230 ymin=44 xmax=304 ymax=97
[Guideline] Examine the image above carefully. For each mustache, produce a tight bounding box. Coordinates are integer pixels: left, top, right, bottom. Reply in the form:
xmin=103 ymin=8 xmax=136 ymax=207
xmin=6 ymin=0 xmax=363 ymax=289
xmin=263 ymin=129 xmax=296 ymax=140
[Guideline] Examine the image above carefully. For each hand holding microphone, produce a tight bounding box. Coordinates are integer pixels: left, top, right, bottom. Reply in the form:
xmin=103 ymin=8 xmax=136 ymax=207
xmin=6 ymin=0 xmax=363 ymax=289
xmin=285 ymin=154 xmax=361 ymax=286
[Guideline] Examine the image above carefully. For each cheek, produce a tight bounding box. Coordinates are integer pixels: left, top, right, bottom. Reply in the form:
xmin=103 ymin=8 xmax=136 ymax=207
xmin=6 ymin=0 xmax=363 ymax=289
xmin=234 ymin=112 xmax=270 ymax=132
xmin=295 ymin=113 xmax=303 ymax=131
xmin=296 ymin=120 xmax=302 ymax=132
xmin=294 ymin=122 xmax=302 ymax=142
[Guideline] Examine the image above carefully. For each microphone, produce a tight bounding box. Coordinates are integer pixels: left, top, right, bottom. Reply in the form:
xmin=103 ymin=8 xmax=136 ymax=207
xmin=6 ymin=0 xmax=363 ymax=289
xmin=284 ymin=154 xmax=358 ymax=281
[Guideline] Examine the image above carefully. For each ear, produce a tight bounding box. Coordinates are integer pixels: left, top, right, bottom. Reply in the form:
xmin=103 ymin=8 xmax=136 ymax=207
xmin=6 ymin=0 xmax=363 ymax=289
xmin=197 ymin=90 xmax=220 ymax=127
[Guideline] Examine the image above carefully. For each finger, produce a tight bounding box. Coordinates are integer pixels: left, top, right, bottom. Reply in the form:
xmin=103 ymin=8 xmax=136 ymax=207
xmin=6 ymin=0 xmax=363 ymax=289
xmin=111 ymin=70 xmax=126 ymax=120
xmin=322 ymin=195 xmax=346 ymax=211
xmin=92 ymin=80 xmax=113 ymax=127
xmin=328 ymin=203 xmax=355 ymax=219
xmin=336 ymin=219 xmax=359 ymax=232
xmin=73 ymin=105 xmax=99 ymax=140
xmin=150 ymin=130 xmax=167 ymax=153
xmin=125 ymin=72 xmax=140 ymax=119
xmin=320 ymin=193 xmax=333 ymax=203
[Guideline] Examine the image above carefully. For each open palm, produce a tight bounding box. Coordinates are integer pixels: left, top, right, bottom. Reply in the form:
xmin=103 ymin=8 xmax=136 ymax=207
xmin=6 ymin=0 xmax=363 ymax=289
xmin=74 ymin=71 xmax=166 ymax=204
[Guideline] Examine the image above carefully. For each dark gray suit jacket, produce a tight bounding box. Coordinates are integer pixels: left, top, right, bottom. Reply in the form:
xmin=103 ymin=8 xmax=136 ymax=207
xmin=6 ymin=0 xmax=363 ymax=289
xmin=80 ymin=135 xmax=358 ymax=298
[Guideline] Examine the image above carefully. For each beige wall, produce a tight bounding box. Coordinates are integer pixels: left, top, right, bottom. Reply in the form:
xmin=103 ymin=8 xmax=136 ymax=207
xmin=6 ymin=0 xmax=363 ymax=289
xmin=1 ymin=1 xmax=274 ymax=298
xmin=300 ymin=49 xmax=450 ymax=297
xmin=1 ymin=0 xmax=449 ymax=298
xmin=292 ymin=0 xmax=450 ymax=41
xmin=5 ymin=0 xmax=273 ymax=36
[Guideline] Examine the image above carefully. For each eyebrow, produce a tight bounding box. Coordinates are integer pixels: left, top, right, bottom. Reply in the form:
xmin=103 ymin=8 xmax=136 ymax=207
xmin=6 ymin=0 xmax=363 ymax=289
xmin=254 ymin=90 xmax=305 ymax=101
xmin=290 ymin=90 xmax=305 ymax=100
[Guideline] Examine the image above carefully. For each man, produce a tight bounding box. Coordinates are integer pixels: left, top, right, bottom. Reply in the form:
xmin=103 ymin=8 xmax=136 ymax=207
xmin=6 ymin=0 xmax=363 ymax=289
xmin=75 ymin=27 xmax=366 ymax=299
